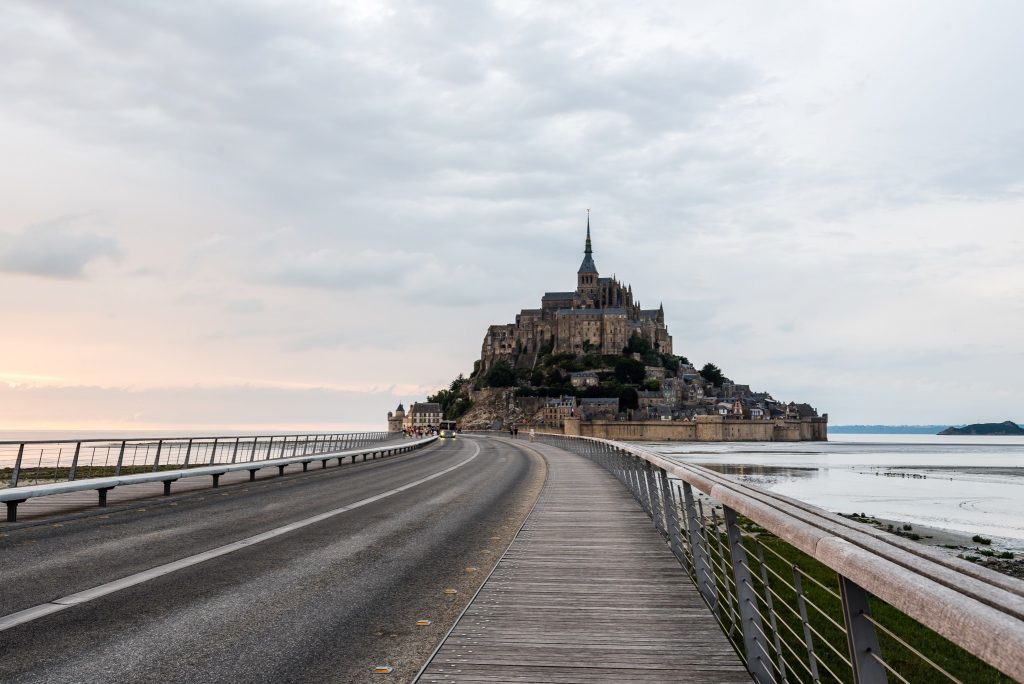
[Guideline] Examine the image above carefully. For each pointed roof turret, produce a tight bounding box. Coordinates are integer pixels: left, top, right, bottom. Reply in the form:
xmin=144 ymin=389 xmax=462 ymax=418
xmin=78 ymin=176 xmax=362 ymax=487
xmin=578 ymin=211 xmax=597 ymax=274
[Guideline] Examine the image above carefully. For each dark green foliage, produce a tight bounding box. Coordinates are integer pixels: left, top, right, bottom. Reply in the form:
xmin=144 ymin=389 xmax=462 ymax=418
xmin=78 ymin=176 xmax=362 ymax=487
xmin=614 ymin=357 xmax=645 ymax=384
xmin=644 ymin=379 xmax=661 ymax=391
xmin=625 ymin=332 xmax=652 ymax=355
xmin=427 ymin=374 xmax=474 ymax=420
xmin=699 ymin=362 xmax=725 ymax=387
xmin=484 ymin=361 xmax=517 ymax=387
xmin=546 ymin=368 xmax=566 ymax=386
xmin=619 ymin=387 xmax=639 ymax=411
xmin=972 ymin=534 xmax=992 ymax=545
xmin=530 ymin=369 xmax=545 ymax=386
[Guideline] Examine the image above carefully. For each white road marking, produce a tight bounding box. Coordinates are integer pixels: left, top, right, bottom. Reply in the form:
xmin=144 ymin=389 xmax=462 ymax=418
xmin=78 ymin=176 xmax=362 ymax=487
xmin=0 ymin=442 xmax=480 ymax=632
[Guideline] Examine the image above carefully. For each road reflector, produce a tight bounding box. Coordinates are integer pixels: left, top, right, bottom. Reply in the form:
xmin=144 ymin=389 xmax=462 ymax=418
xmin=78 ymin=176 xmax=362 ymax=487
xmin=373 ymin=664 xmax=393 ymax=673
xmin=465 ymin=567 xmax=479 ymax=573
xmin=444 ymin=588 xmax=458 ymax=595
xmin=416 ymin=619 xmax=433 ymax=626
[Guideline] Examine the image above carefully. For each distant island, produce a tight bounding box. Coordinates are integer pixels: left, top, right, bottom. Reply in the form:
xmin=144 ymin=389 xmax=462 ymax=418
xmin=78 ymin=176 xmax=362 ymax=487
xmin=938 ymin=421 xmax=1024 ymax=436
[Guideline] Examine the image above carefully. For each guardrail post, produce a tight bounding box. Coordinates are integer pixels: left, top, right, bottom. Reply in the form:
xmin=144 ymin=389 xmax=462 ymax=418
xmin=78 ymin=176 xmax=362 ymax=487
xmin=153 ymin=439 xmax=163 ymax=472
xmin=724 ymin=505 xmax=772 ymax=684
xmin=11 ymin=443 xmax=25 ymax=487
xmin=755 ymin=541 xmax=787 ymax=683
xmin=231 ymin=437 xmax=240 ymax=464
xmin=644 ymin=461 xmax=666 ymax=535
xmin=115 ymin=440 xmax=126 ymax=476
xmin=183 ymin=438 xmax=193 ymax=467
xmin=682 ymin=482 xmax=716 ymax=611
xmin=793 ymin=568 xmax=821 ymax=682
xmin=209 ymin=438 xmax=219 ymax=465
xmin=840 ymin=576 xmax=888 ymax=684
xmin=68 ymin=441 xmax=82 ymax=481
xmin=659 ymin=469 xmax=686 ymax=570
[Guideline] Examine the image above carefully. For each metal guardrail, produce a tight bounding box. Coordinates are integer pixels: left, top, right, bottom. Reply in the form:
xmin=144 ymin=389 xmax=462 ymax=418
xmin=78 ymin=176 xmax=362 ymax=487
xmin=537 ymin=433 xmax=1024 ymax=684
xmin=1 ymin=431 xmax=388 ymax=489
xmin=0 ymin=431 xmax=420 ymax=523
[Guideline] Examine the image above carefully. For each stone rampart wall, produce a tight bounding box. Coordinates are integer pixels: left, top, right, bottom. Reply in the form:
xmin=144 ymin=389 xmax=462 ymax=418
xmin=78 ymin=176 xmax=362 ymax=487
xmin=563 ymin=414 xmax=827 ymax=442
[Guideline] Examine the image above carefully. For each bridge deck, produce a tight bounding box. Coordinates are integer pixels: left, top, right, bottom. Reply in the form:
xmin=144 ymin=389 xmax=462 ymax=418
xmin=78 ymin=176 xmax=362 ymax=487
xmin=418 ymin=439 xmax=751 ymax=683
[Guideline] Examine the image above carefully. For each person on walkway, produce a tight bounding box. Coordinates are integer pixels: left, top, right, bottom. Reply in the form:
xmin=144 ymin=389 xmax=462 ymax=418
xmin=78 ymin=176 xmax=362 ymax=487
xmin=529 ymin=428 xmax=536 ymax=442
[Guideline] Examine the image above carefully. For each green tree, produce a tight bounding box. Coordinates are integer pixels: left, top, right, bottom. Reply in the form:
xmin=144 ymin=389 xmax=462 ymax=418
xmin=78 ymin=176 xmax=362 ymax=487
xmin=547 ymin=368 xmax=566 ymax=386
xmin=614 ymin=357 xmax=645 ymax=384
xmin=626 ymin=332 xmax=652 ymax=355
xmin=700 ymin=362 xmax=725 ymax=387
xmin=485 ymin=361 xmax=517 ymax=387
xmin=619 ymin=387 xmax=639 ymax=411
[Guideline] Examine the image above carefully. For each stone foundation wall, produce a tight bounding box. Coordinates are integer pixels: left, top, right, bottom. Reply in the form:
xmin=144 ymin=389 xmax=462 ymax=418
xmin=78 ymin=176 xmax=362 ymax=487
xmin=563 ymin=414 xmax=827 ymax=442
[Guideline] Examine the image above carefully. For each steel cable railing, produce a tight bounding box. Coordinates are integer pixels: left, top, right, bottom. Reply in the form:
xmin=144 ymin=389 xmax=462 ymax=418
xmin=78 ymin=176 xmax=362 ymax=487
xmin=1 ymin=431 xmax=389 ymax=488
xmin=537 ymin=433 xmax=1023 ymax=684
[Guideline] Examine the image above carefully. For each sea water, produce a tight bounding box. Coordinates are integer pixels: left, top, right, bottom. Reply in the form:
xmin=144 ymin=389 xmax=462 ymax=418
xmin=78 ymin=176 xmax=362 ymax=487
xmin=652 ymin=434 xmax=1024 ymax=550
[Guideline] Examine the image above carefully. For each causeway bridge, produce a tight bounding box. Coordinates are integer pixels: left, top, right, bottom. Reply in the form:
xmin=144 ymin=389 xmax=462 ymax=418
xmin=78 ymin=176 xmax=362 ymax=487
xmin=1 ymin=431 xmax=1021 ymax=683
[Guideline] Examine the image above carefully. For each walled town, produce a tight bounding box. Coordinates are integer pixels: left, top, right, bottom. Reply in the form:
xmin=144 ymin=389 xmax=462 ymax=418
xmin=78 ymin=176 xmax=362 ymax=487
xmin=389 ymin=217 xmax=827 ymax=441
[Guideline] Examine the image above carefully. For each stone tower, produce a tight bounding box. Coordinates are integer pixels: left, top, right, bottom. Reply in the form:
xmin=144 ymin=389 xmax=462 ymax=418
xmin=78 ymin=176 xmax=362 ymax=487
xmin=387 ymin=403 xmax=406 ymax=432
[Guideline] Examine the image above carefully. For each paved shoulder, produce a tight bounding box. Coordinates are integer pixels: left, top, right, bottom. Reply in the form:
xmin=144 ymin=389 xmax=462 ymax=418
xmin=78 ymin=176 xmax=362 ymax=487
xmin=418 ymin=438 xmax=750 ymax=683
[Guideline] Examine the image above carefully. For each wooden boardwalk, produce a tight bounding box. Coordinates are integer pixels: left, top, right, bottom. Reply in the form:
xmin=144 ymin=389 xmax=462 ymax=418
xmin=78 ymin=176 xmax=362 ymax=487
xmin=418 ymin=439 xmax=751 ymax=683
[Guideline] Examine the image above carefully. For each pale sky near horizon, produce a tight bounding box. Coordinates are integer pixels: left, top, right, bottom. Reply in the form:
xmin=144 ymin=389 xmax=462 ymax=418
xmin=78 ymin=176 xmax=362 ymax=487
xmin=1 ymin=1 xmax=1023 ymax=432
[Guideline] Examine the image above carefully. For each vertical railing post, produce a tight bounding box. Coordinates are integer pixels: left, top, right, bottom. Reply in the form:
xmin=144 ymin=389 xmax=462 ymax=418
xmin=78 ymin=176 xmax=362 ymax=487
xmin=68 ymin=441 xmax=82 ymax=481
xmin=709 ymin=505 xmax=733 ymax=633
xmin=209 ymin=438 xmax=219 ymax=465
xmin=183 ymin=438 xmax=193 ymax=467
xmin=660 ymin=469 xmax=687 ymax=571
xmin=115 ymin=440 xmax=126 ymax=476
xmin=231 ymin=437 xmax=240 ymax=464
xmin=793 ymin=568 xmax=821 ymax=682
xmin=644 ymin=461 xmax=666 ymax=535
xmin=724 ymin=505 xmax=772 ymax=684
xmin=755 ymin=541 xmax=787 ymax=683
xmin=683 ymin=482 xmax=716 ymax=610
xmin=11 ymin=443 xmax=25 ymax=487
xmin=152 ymin=439 xmax=163 ymax=472
xmin=840 ymin=576 xmax=888 ymax=684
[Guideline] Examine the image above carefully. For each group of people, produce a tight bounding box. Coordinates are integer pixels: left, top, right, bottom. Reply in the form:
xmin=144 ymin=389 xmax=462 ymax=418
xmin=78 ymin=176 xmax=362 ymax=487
xmin=403 ymin=427 xmax=437 ymax=438
xmin=508 ymin=426 xmax=537 ymax=442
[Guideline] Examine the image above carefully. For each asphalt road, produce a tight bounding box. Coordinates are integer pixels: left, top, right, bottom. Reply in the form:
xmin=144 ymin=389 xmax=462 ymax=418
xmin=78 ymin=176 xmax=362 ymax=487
xmin=0 ymin=435 xmax=546 ymax=683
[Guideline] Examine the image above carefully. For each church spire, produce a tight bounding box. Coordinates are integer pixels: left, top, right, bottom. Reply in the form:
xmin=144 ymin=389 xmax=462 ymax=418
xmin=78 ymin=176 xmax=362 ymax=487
xmin=577 ymin=209 xmax=597 ymax=275
xmin=585 ymin=210 xmax=592 ymax=254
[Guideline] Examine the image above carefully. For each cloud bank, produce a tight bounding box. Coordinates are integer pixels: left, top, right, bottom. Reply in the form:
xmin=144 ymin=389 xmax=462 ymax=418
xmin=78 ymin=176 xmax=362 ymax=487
xmin=1 ymin=1 xmax=1022 ymax=429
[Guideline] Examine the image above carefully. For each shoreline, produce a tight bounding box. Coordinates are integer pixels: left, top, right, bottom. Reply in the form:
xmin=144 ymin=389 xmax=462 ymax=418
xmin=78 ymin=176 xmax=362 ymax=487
xmin=843 ymin=513 xmax=1024 ymax=580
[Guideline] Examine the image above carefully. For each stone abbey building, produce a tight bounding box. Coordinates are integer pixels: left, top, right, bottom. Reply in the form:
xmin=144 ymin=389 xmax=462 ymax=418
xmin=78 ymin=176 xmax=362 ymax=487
xmin=479 ymin=217 xmax=673 ymax=373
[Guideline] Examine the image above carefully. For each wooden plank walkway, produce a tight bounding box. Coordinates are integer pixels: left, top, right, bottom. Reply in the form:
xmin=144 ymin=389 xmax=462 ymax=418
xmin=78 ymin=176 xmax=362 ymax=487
xmin=418 ymin=439 xmax=751 ymax=683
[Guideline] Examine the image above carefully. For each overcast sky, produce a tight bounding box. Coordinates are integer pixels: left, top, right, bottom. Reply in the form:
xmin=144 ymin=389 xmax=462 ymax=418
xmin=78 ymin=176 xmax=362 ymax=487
xmin=2 ymin=1 xmax=1023 ymax=432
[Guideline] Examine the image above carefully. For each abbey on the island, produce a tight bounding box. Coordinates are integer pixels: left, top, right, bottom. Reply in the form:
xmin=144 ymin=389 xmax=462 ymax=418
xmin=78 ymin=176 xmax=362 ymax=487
xmin=479 ymin=215 xmax=673 ymax=373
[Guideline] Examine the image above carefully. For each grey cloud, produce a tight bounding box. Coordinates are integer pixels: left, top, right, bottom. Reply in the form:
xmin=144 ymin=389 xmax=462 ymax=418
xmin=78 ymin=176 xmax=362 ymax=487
xmin=0 ymin=217 xmax=121 ymax=279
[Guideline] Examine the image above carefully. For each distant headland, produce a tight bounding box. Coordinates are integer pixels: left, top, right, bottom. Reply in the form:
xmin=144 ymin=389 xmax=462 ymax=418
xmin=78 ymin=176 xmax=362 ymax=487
xmin=389 ymin=214 xmax=827 ymax=442
xmin=938 ymin=421 xmax=1024 ymax=436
